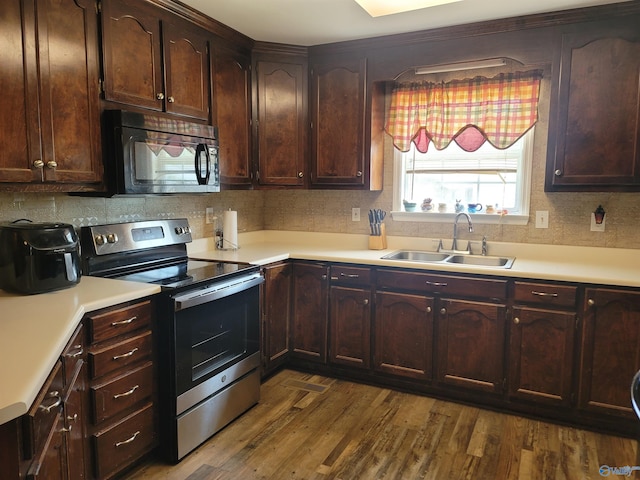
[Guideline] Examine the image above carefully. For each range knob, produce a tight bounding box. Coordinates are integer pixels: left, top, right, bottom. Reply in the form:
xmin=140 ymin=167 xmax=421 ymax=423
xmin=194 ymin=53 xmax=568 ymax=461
xmin=94 ymin=234 xmax=107 ymax=246
xmin=106 ymin=233 xmax=118 ymax=244
xmin=175 ymin=226 xmax=184 ymax=235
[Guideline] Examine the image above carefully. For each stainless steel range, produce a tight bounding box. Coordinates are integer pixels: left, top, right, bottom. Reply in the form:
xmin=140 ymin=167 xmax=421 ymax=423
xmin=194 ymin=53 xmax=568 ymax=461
xmin=80 ymin=218 xmax=263 ymax=462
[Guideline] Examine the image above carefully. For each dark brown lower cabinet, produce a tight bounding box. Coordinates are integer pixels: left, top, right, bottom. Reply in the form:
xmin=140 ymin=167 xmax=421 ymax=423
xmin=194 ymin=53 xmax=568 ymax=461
xmin=374 ymin=290 xmax=434 ymax=381
xmin=329 ymin=285 xmax=371 ymax=369
xmin=579 ymin=288 xmax=640 ymax=418
xmin=436 ymin=298 xmax=507 ymax=394
xmin=508 ymin=307 xmax=576 ymax=406
xmin=291 ymin=262 xmax=329 ymax=363
xmin=262 ymin=262 xmax=293 ymax=376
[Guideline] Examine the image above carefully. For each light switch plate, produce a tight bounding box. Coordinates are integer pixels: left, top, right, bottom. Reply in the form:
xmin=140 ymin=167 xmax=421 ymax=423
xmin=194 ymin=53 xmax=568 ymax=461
xmin=205 ymin=207 xmax=215 ymax=224
xmin=352 ymin=207 xmax=361 ymax=222
xmin=535 ymin=210 xmax=549 ymax=229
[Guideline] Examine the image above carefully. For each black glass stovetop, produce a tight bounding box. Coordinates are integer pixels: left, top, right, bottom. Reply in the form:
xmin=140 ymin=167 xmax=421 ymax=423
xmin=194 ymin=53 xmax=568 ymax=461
xmin=114 ymin=259 xmax=257 ymax=290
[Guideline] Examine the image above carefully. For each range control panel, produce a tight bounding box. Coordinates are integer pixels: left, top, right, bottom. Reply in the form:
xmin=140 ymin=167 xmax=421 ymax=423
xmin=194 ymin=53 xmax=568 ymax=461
xmin=85 ymin=218 xmax=192 ymax=255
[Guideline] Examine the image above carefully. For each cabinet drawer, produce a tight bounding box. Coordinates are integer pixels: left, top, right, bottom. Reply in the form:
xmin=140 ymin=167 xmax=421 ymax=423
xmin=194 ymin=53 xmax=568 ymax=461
xmin=22 ymin=361 xmax=64 ymax=460
xmin=91 ymin=362 xmax=154 ymax=424
xmin=89 ymin=330 xmax=152 ymax=379
xmin=514 ymin=282 xmax=577 ymax=308
xmin=93 ymin=402 xmax=156 ymax=479
xmin=61 ymin=323 xmax=84 ymax=388
xmin=377 ymin=269 xmax=507 ymax=300
xmin=87 ymin=300 xmax=152 ymax=344
xmin=330 ymin=265 xmax=373 ymax=285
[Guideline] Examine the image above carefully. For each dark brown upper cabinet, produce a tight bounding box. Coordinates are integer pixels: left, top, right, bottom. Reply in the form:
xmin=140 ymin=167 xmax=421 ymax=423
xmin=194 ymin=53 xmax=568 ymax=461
xmin=254 ymin=55 xmax=307 ymax=187
xmin=545 ymin=17 xmax=640 ymax=191
xmin=213 ymin=45 xmax=253 ymax=187
xmin=310 ymin=55 xmax=378 ymax=189
xmin=101 ymin=0 xmax=211 ymax=122
xmin=0 ymin=0 xmax=103 ymax=190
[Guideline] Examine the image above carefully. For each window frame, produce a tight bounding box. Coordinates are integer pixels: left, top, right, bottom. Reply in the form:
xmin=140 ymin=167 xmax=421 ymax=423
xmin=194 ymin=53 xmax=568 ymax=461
xmin=391 ymin=128 xmax=534 ymax=226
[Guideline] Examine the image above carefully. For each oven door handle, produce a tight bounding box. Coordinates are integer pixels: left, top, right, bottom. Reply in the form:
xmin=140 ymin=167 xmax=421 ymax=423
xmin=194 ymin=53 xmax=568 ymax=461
xmin=173 ymin=273 xmax=264 ymax=311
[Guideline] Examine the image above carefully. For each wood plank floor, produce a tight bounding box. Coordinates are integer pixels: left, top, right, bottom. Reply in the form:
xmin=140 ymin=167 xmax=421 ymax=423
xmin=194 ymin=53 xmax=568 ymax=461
xmin=126 ymin=369 xmax=638 ymax=480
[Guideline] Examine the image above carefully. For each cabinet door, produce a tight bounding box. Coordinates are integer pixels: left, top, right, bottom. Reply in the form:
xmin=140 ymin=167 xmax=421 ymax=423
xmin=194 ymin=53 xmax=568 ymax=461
xmin=546 ymin=21 xmax=640 ymax=190
xmin=101 ymin=0 xmax=163 ymax=111
xmin=310 ymin=57 xmax=367 ymax=187
xmin=26 ymin=415 xmax=66 ymax=480
xmin=163 ymin=20 xmax=210 ymax=121
xmin=374 ymin=291 xmax=434 ymax=381
xmin=437 ymin=298 xmax=507 ymax=394
xmin=256 ymin=60 xmax=306 ymax=186
xmin=291 ymin=262 xmax=329 ymax=363
xmin=330 ymin=285 xmax=371 ymax=369
xmin=262 ymin=263 xmax=292 ymax=374
xmin=214 ymin=47 xmax=253 ymax=186
xmin=509 ymin=307 xmax=575 ymax=406
xmin=579 ymin=288 xmax=640 ymax=417
xmin=35 ymin=0 xmax=102 ymax=185
xmin=64 ymin=362 xmax=86 ymax=480
xmin=0 ymin=0 xmax=40 ymax=182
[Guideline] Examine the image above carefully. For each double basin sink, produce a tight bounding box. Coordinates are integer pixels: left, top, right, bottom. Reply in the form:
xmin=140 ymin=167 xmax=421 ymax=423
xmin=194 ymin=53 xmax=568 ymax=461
xmin=381 ymin=250 xmax=515 ymax=269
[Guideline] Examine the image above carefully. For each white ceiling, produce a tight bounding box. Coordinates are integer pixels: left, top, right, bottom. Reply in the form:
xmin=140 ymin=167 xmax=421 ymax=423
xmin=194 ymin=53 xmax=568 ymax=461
xmin=180 ymin=0 xmax=629 ymax=46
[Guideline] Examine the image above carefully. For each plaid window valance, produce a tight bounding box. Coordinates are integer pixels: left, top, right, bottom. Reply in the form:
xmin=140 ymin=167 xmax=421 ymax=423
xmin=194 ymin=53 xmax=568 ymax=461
xmin=385 ymin=70 xmax=543 ymax=153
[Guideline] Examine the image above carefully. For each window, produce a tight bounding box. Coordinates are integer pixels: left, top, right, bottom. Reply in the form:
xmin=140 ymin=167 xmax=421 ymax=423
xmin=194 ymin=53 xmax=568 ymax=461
xmin=394 ymin=128 xmax=533 ymax=223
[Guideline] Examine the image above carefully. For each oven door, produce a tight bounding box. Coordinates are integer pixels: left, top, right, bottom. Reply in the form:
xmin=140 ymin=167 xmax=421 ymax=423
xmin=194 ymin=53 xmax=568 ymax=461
xmin=172 ymin=273 xmax=263 ymax=413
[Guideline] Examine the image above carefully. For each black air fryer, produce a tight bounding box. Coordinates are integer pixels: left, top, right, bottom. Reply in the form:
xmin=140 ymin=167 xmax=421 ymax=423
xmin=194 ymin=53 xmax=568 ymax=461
xmin=0 ymin=220 xmax=81 ymax=294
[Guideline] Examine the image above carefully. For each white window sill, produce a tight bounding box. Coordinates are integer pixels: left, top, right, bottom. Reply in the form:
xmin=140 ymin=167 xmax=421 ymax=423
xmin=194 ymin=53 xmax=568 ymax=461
xmin=391 ymin=211 xmax=529 ymax=226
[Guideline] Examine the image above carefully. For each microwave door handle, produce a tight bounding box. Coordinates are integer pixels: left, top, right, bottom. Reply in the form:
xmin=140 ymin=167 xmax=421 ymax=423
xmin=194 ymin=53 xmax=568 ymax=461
xmin=194 ymin=143 xmax=207 ymax=185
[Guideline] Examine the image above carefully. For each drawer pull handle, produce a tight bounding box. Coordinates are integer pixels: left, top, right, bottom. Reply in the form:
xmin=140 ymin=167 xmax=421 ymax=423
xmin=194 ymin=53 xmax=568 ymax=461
xmin=340 ymin=273 xmax=360 ymax=278
xmin=115 ymin=430 xmax=140 ymax=447
xmin=39 ymin=395 xmax=62 ymax=413
xmin=67 ymin=347 xmax=84 ymax=358
xmin=426 ymin=281 xmax=447 ymax=287
xmin=111 ymin=316 xmax=137 ymax=326
xmin=113 ymin=347 xmax=138 ymax=360
xmin=531 ymin=291 xmax=559 ymax=298
xmin=113 ymin=385 xmax=139 ymax=399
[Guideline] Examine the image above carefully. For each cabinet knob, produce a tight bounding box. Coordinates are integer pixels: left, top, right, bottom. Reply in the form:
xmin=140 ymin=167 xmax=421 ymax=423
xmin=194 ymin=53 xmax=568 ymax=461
xmin=298 ymin=172 xmax=304 ymax=178
xmin=554 ymin=169 xmax=562 ymax=176
xmin=156 ymin=92 xmax=165 ymax=100
xmin=363 ymin=298 xmax=369 ymax=305
xmin=33 ymin=159 xmax=44 ymax=169
xmin=587 ymin=298 xmax=595 ymax=306
xmin=426 ymin=306 xmax=432 ymax=313
xmin=440 ymin=308 xmax=446 ymax=315
xmin=167 ymin=96 xmax=175 ymax=103
xmin=356 ymin=171 xmax=363 ymax=177
xmin=46 ymin=161 xmax=57 ymax=169
xmin=321 ymin=274 xmax=327 ymax=280
xmin=513 ymin=317 xmax=520 ymax=325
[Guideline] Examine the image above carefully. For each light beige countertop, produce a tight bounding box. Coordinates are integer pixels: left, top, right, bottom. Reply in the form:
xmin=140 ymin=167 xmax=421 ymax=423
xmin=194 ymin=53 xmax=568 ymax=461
xmin=4 ymin=230 xmax=639 ymax=426
xmin=0 ymin=277 xmax=159 ymax=425
xmin=189 ymin=230 xmax=640 ymax=288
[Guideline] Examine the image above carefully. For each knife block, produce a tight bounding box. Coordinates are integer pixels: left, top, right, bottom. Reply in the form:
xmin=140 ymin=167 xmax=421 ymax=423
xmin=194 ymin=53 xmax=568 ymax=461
xmin=368 ymin=223 xmax=387 ymax=250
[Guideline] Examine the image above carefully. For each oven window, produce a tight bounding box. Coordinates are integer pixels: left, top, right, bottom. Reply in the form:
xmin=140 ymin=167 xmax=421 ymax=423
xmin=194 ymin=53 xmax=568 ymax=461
xmin=174 ymin=284 xmax=259 ymax=395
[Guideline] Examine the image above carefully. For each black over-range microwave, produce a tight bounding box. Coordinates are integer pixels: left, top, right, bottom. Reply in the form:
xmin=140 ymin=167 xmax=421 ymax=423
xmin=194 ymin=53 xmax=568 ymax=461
xmin=102 ymin=110 xmax=220 ymax=195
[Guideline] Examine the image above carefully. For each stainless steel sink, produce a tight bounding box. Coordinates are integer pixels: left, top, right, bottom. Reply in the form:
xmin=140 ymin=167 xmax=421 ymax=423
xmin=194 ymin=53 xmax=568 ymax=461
xmin=381 ymin=250 xmax=515 ymax=269
xmin=382 ymin=251 xmax=450 ymax=262
xmin=445 ymin=254 xmax=515 ymax=268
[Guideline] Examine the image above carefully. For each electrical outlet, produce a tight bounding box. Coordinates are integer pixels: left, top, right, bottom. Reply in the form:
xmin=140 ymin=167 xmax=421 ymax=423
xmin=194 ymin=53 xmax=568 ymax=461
xmin=351 ymin=207 xmax=361 ymax=222
xmin=535 ymin=210 xmax=549 ymax=229
xmin=205 ymin=207 xmax=214 ymax=224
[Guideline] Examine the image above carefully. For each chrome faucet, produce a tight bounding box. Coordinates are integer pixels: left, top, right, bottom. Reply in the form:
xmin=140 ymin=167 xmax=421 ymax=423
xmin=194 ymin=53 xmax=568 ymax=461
xmin=452 ymin=212 xmax=473 ymax=252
